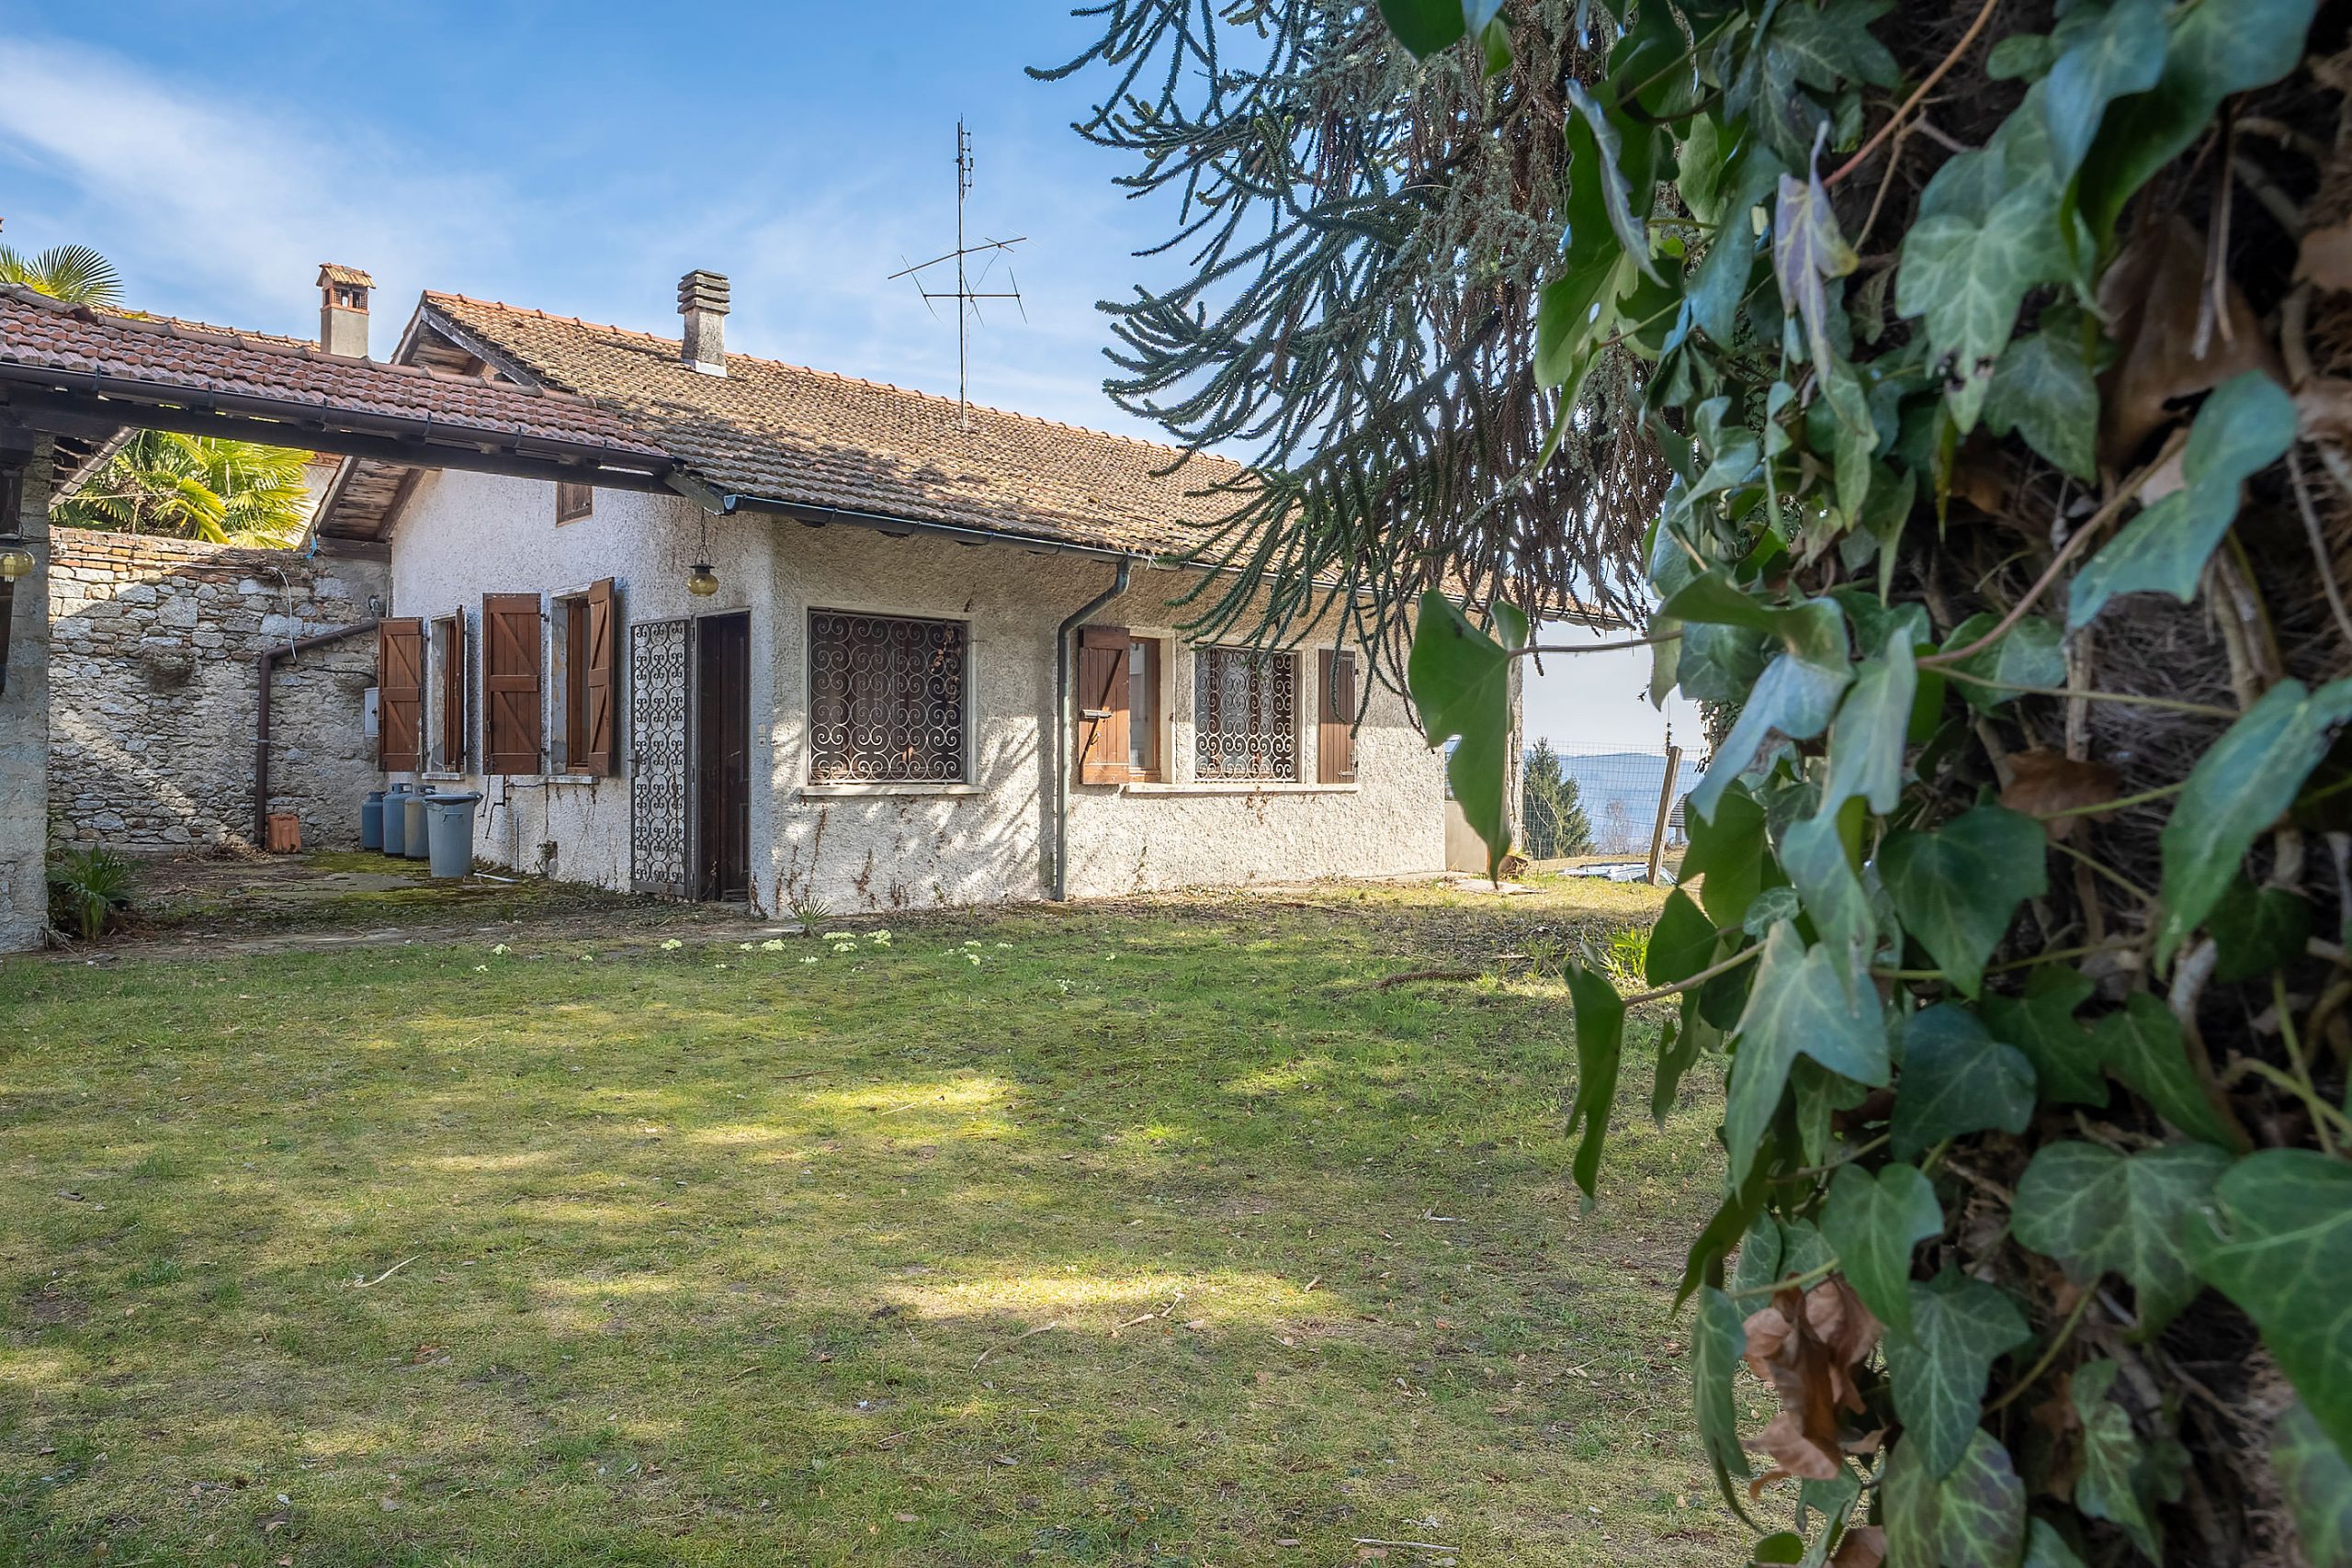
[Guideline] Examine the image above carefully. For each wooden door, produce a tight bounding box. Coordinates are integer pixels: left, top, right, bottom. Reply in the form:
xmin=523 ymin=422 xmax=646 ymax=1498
xmin=694 ymin=614 xmax=752 ymax=901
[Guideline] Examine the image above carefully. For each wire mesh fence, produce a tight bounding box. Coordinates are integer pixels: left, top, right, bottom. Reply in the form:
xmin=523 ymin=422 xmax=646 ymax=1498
xmin=1523 ymin=736 xmax=1702 ymax=874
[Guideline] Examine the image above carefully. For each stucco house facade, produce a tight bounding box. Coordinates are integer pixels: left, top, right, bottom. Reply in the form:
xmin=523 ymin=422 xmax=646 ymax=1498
xmin=316 ymin=274 xmax=1452 ymax=911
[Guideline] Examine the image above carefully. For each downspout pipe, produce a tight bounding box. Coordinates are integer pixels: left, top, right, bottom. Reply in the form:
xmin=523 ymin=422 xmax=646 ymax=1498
xmin=1050 ymin=559 xmax=1133 ymax=901
xmin=255 ymin=620 xmax=378 ymax=846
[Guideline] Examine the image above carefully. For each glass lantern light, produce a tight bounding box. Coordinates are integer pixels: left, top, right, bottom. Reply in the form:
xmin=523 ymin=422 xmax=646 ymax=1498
xmin=686 ymin=561 xmax=719 ymax=597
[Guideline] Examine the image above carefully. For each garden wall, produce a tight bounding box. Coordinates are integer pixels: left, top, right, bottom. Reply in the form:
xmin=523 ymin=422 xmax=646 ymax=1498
xmin=47 ymin=528 xmax=388 ymax=853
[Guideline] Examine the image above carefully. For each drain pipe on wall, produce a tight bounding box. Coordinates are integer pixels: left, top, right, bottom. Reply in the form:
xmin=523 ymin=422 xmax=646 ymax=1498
xmin=1050 ymin=559 xmax=1132 ymax=901
xmin=254 ymin=620 xmax=378 ymax=846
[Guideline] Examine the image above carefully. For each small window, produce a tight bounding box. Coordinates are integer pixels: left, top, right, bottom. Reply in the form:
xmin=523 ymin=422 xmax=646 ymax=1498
xmin=1127 ymin=637 xmax=1162 ymax=781
xmin=1194 ymin=646 xmax=1297 ymax=782
xmin=429 ymin=612 xmax=468 ymax=773
xmin=553 ymin=580 xmax=619 ymax=775
xmin=555 ymin=480 xmax=594 ymax=525
xmin=808 ymin=610 xmax=967 ymax=783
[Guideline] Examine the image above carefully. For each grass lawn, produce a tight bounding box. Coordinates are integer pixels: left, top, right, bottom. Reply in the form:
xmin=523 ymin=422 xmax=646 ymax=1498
xmin=0 ymin=879 xmax=1738 ymax=1565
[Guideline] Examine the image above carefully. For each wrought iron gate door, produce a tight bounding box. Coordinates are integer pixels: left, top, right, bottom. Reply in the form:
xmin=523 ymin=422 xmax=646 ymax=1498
xmin=628 ymin=617 xmax=692 ymax=897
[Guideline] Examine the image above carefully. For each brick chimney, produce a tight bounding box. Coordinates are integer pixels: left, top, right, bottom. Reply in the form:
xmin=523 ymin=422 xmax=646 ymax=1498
xmin=677 ymin=270 xmax=729 ymax=376
xmin=316 ymin=264 xmax=373 ymax=357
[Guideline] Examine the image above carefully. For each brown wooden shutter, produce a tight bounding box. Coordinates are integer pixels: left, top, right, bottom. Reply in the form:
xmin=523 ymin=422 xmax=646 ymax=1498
xmin=483 ymin=592 xmax=545 ymax=773
xmin=1075 ymin=626 xmax=1131 ymax=784
xmin=1318 ymin=649 xmax=1358 ymax=784
xmin=440 ymin=612 xmax=469 ymax=772
xmin=378 ymin=618 xmax=424 ymax=772
xmin=578 ymin=578 xmax=619 ymax=776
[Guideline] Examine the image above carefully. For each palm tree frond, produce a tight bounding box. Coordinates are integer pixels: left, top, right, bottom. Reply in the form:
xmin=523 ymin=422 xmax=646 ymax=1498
xmin=0 ymin=243 xmax=125 ymax=307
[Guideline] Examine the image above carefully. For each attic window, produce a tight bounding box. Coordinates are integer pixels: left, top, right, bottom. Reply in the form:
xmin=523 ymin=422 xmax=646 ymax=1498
xmin=555 ymin=481 xmax=594 ymax=525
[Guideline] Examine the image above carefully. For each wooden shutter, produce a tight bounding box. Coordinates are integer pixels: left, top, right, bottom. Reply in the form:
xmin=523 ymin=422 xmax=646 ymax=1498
xmin=483 ymin=592 xmax=545 ymax=774
xmin=1318 ymin=649 xmax=1358 ymax=784
xmin=439 ymin=612 xmax=469 ymax=772
xmin=378 ymin=618 xmax=424 ymax=772
xmin=576 ymin=578 xmax=619 ymax=776
xmin=1075 ymin=626 xmax=1131 ymax=784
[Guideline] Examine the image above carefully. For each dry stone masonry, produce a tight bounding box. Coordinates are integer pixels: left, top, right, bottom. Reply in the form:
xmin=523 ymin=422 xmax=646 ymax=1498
xmin=48 ymin=528 xmax=388 ymax=853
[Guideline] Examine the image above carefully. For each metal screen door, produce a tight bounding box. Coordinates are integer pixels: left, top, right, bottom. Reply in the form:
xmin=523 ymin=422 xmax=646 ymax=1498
xmin=628 ymin=617 xmax=692 ymax=897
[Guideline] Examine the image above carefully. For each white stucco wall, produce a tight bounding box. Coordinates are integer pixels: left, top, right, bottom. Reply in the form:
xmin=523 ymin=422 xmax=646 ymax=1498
xmin=386 ymin=468 xmax=1446 ymax=911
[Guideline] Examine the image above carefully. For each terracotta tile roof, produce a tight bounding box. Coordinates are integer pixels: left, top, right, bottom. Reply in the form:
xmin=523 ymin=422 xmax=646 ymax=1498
xmin=317 ymin=263 xmax=374 ymax=288
xmin=0 ymin=285 xmax=670 ymax=464
xmin=422 ymin=292 xmax=1251 ymax=557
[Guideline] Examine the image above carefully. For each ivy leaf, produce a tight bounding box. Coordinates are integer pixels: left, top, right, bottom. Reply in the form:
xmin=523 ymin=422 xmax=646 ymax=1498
xmin=2012 ymin=1139 xmax=2233 ymax=1332
xmin=1685 ymin=783 xmax=1779 ymax=928
xmin=1980 ymin=965 xmax=2107 ymax=1107
xmin=1689 ymin=647 xmax=1854 ymax=822
xmin=1896 ymin=183 xmax=2067 ymax=431
xmin=2076 ymin=0 xmax=2321 ymax=243
xmin=1782 ymin=807 xmax=1875 ymax=994
xmin=2041 ymin=0 xmax=2168 ymax=183
xmin=1984 ymin=329 xmax=2098 ymax=481
xmin=1940 ymin=612 xmax=2067 ymax=711
xmin=1686 ymin=141 xmax=1786 ymax=347
xmin=2092 ymin=995 xmax=2241 ymax=1149
xmin=1775 ymin=163 xmax=1860 ymax=395
xmin=1374 ymin=0 xmax=1470 ymax=57
xmin=1539 ymin=101 xmax=1638 ymax=392
xmin=1822 ymin=641 xmax=1917 ymax=815
xmin=1935 ymin=1429 xmax=2029 ymax=1568
xmin=1893 ymin=1272 xmax=2031 ymax=1481
xmin=1819 ymin=1162 xmax=1942 ymax=1337
xmin=1408 ymin=591 xmax=1527 ymax=880
xmin=1565 ymin=81 xmax=1664 ymax=287
xmin=2073 ymin=1358 xmax=2164 ymax=1560
xmin=2069 ymin=371 xmax=2298 ymax=632
xmin=1680 ymin=620 xmax=1773 ymax=706
xmin=2190 ymin=1149 xmax=2352 ymax=1458
xmin=1890 ymin=1004 xmax=2037 ymax=1159
xmin=1648 ymin=888 xmax=1721 ymax=988
xmin=1562 ymin=963 xmax=1626 ymax=1201
xmin=2211 ymin=878 xmax=2315 ymax=984
xmin=1695 ymin=1285 xmax=1756 ymax=1484
xmin=1725 ymin=921 xmax=1893 ymax=1183
xmin=2023 ymin=1520 xmax=2088 ymax=1568
xmin=2271 ymin=1397 xmax=2352 ymax=1568
xmin=1771 ymin=0 xmax=1900 ymax=91
xmin=1878 ymin=806 xmax=2049 ymax=998
xmin=1655 ymin=1011 xmax=1705 ymax=1125
xmin=2155 ymin=673 xmax=2352 ymax=965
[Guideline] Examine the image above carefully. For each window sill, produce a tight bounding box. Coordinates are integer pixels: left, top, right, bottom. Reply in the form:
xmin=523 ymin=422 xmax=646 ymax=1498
xmin=548 ymin=773 xmax=606 ymax=785
xmin=1123 ymin=781 xmax=1359 ymax=796
xmin=800 ymin=782 xmax=980 ymax=797
xmin=421 ymin=771 xmax=467 ymax=783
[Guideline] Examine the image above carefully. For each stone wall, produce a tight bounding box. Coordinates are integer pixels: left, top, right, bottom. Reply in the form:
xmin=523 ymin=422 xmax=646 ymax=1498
xmin=1 ymin=436 xmax=51 ymax=951
xmin=48 ymin=528 xmax=388 ymax=853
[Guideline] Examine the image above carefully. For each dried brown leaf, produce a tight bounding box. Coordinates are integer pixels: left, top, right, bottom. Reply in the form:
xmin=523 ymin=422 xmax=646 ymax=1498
xmin=2297 ymin=216 xmax=2352 ymax=293
xmin=2098 ymin=217 xmax=2281 ymax=468
xmin=1999 ymin=750 xmax=2121 ymax=839
xmin=2295 ymin=378 xmax=2352 ymax=446
xmin=1741 ymin=1280 xmax=1885 ymax=1483
xmin=1830 ymin=1525 xmax=1888 ymax=1568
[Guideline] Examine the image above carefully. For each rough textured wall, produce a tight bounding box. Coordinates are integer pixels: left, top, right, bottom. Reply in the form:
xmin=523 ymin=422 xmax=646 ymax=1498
xmin=47 ymin=528 xmax=387 ymax=853
xmin=389 ymin=468 xmax=1447 ymax=909
xmin=1 ymin=438 xmax=51 ymax=951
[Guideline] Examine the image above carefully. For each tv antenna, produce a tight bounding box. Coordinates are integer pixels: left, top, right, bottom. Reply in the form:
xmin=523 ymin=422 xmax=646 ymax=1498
xmin=887 ymin=119 xmax=1025 ymax=431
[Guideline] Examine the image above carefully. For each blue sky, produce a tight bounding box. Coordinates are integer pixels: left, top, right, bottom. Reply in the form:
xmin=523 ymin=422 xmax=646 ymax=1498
xmin=0 ymin=1 xmax=1685 ymax=752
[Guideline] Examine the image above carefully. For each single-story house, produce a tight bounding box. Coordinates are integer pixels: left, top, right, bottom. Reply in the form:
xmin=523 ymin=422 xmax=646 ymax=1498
xmin=302 ymin=269 xmax=1475 ymax=911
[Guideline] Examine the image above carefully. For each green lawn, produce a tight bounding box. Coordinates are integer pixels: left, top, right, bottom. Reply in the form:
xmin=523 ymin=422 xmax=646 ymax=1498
xmin=0 ymin=881 xmax=1737 ymax=1565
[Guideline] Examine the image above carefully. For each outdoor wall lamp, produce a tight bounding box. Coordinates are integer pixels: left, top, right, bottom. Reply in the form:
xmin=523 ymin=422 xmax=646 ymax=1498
xmin=686 ymin=561 xmax=719 ymax=597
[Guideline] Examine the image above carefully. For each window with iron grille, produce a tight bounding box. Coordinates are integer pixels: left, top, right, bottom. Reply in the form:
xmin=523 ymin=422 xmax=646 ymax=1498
xmin=808 ymin=610 xmax=968 ymax=783
xmin=1193 ymin=647 xmax=1297 ymax=781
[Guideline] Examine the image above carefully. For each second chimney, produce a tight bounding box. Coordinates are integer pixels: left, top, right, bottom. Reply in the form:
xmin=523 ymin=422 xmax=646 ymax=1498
xmin=317 ymin=263 xmax=373 ymax=357
xmin=678 ymin=270 xmax=729 ymax=376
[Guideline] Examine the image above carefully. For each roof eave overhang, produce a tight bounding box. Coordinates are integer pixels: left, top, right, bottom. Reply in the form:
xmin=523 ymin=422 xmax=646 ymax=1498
xmin=0 ymin=365 xmax=679 ymax=504
xmin=704 ymin=485 xmax=1160 ymax=564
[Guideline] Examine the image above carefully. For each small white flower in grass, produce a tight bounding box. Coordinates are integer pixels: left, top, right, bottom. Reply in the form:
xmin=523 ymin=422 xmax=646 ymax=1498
xmin=963 ymin=940 xmax=981 ymax=948
xmin=966 ymin=952 xmax=982 ymax=966
xmin=473 ymin=964 xmax=491 ymax=973
xmin=580 ymin=953 xmax=594 ymax=964
xmin=820 ymin=931 xmax=854 ymax=942
xmin=833 ymin=943 xmax=856 ymax=955
xmin=761 ymin=939 xmax=786 ymax=952
xmin=491 ymin=943 xmax=511 ymax=955
xmin=995 ymin=942 xmax=1012 ymax=949
xmin=870 ymin=930 xmax=893 ymax=943
xmin=661 ymin=939 xmax=684 ymax=952
xmin=739 ymin=942 xmax=754 ymax=952
xmin=715 ymin=963 xmax=730 ymax=969
xmin=800 ymin=955 xmax=820 ymax=965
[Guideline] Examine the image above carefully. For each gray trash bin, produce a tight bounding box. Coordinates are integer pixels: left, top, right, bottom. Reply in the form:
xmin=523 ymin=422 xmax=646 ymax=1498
xmin=381 ymin=782 xmax=412 ymax=856
xmin=402 ymin=785 xmax=433 ymax=861
xmin=424 ymin=792 xmax=482 ymax=879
